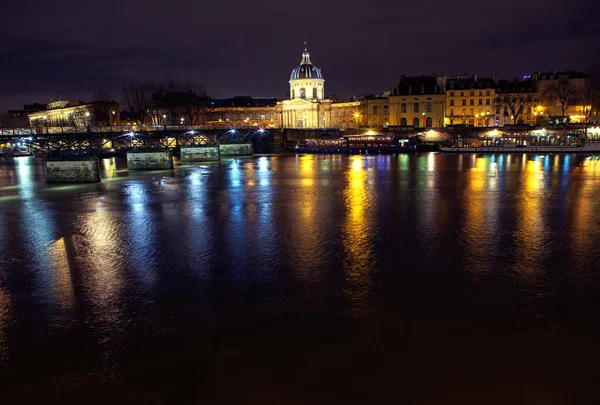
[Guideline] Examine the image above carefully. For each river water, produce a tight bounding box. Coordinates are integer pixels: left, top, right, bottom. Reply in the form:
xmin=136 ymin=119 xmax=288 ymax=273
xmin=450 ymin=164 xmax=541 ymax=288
xmin=1 ymin=153 xmax=600 ymax=403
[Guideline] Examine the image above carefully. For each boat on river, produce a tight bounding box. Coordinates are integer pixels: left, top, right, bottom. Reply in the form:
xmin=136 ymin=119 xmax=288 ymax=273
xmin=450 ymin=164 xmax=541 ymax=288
xmin=440 ymin=133 xmax=600 ymax=153
xmin=296 ymin=134 xmax=415 ymax=154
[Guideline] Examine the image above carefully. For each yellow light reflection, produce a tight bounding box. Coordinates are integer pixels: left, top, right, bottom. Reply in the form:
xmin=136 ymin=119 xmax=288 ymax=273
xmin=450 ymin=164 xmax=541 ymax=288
xmin=47 ymin=236 xmax=75 ymax=310
xmin=299 ymin=155 xmax=314 ymax=187
xmin=288 ymin=154 xmax=327 ymax=307
xmin=569 ymin=158 xmax=600 ymax=269
xmin=342 ymin=156 xmax=376 ymax=317
xmin=463 ymin=156 xmax=499 ymax=274
xmin=513 ymin=158 xmax=545 ymax=284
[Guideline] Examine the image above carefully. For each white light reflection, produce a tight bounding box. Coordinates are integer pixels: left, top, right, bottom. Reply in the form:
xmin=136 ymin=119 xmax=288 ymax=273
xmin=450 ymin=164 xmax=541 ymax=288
xmin=125 ymin=183 xmax=157 ymax=289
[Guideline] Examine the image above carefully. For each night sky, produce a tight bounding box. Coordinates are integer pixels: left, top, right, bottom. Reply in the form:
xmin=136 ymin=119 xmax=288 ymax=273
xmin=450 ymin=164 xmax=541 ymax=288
xmin=1 ymin=0 xmax=598 ymax=111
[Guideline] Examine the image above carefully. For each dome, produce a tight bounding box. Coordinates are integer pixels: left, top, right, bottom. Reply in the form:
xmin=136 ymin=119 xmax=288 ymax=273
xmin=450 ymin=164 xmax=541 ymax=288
xmin=290 ymin=49 xmax=323 ymax=81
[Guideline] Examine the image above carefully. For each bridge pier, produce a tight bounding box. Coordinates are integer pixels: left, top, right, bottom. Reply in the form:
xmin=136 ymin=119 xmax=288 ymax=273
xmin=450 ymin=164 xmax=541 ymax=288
xmin=180 ymin=146 xmax=220 ymax=162
xmin=219 ymin=143 xmax=253 ymax=157
xmin=127 ymin=149 xmax=173 ymax=170
xmin=45 ymin=157 xmax=101 ymax=183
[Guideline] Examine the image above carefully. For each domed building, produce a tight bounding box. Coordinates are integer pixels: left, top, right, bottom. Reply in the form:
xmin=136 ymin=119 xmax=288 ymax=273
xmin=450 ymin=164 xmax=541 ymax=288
xmin=280 ymin=44 xmax=331 ymax=129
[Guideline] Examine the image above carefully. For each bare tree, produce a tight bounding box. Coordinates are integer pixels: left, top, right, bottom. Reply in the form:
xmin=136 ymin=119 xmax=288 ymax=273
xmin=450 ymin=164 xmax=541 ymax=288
xmin=122 ymin=80 xmax=209 ymax=126
xmin=122 ymin=81 xmax=161 ymax=124
xmin=496 ymin=94 xmax=533 ymax=124
xmin=543 ymin=79 xmax=580 ymax=126
xmin=580 ymin=77 xmax=600 ymax=136
xmin=92 ymin=89 xmax=116 ymax=126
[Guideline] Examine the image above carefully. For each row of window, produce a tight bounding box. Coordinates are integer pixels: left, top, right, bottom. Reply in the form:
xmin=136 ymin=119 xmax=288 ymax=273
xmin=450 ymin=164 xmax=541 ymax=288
xmin=292 ymin=88 xmax=319 ymax=99
xmin=449 ymin=108 xmax=492 ymax=116
xmin=450 ymin=99 xmax=492 ymax=106
xmin=449 ymin=90 xmax=492 ymax=97
xmin=399 ymin=117 xmax=434 ymax=127
xmin=371 ymin=106 xmax=389 ymax=115
xmin=400 ymin=102 xmax=433 ymax=113
xmin=207 ymin=112 xmax=275 ymax=121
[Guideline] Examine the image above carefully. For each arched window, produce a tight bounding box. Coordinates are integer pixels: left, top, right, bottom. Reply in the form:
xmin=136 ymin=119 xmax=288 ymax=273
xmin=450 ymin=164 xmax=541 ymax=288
xmin=313 ymin=88 xmax=318 ymax=99
xmin=426 ymin=117 xmax=432 ymax=128
xmin=400 ymin=118 xmax=407 ymax=126
xmin=292 ymin=89 xmax=295 ymax=99
xmin=300 ymin=88 xmax=306 ymax=99
xmin=413 ymin=117 xmax=419 ymax=127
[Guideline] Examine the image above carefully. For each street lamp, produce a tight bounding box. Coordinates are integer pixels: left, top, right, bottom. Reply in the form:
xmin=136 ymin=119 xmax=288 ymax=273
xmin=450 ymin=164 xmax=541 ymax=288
xmin=85 ymin=111 xmax=90 ymax=132
xmin=422 ymin=112 xmax=425 ymax=128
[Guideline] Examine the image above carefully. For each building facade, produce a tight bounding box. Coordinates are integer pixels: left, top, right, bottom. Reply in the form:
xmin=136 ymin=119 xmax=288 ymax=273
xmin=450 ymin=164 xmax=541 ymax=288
xmin=204 ymin=97 xmax=280 ymax=128
xmin=533 ymin=71 xmax=589 ymax=124
xmin=29 ymin=100 xmax=120 ymax=127
xmin=388 ymin=76 xmax=445 ymax=128
xmin=495 ymin=79 xmax=539 ymax=126
xmin=280 ymin=46 xmax=332 ymax=129
xmin=444 ymin=75 xmax=496 ymax=126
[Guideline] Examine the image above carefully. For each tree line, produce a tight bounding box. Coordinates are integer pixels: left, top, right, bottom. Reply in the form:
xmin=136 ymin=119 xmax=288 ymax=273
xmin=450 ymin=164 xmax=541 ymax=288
xmin=121 ymin=80 xmax=209 ymax=126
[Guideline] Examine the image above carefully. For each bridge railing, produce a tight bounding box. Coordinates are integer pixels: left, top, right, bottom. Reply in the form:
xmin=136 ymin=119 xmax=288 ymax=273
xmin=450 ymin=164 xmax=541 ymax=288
xmin=0 ymin=125 xmax=271 ymax=136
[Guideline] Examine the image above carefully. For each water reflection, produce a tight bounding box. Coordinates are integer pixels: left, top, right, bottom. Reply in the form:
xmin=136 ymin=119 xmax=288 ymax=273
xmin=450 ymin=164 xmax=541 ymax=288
xmin=47 ymin=236 xmax=76 ymax=311
xmin=124 ymin=183 xmax=158 ymax=289
xmin=512 ymin=157 xmax=547 ymax=287
xmin=226 ymin=160 xmax=249 ymax=280
xmin=342 ymin=156 xmax=377 ymax=317
xmin=568 ymin=157 xmax=600 ymax=275
xmin=254 ymin=157 xmax=278 ymax=278
xmin=289 ymin=155 xmax=327 ymax=292
xmin=462 ymin=156 xmax=501 ymax=275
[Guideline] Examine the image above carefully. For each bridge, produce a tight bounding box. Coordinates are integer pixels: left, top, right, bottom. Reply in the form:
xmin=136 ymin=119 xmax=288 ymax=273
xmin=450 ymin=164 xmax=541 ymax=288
xmin=0 ymin=126 xmax=277 ymax=156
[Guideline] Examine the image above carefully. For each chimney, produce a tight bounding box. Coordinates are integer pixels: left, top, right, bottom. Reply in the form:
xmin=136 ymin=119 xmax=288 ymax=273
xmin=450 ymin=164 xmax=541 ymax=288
xmin=421 ymin=84 xmax=425 ymax=94
xmin=408 ymin=85 xmax=412 ymax=94
xmin=492 ymin=73 xmax=497 ymax=83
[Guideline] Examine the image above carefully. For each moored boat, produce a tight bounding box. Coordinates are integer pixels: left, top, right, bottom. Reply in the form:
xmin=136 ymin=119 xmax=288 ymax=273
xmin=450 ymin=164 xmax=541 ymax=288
xmin=440 ymin=134 xmax=600 ymax=153
xmin=296 ymin=134 xmax=415 ymax=154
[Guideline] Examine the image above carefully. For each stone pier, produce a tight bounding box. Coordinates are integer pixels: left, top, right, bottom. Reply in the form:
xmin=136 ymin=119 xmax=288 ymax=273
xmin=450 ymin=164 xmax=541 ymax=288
xmin=127 ymin=149 xmax=173 ymax=170
xmin=180 ymin=146 xmax=220 ymax=162
xmin=45 ymin=157 xmax=101 ymax=183
xmin=219 ymin=143 xmax=253 ymax=157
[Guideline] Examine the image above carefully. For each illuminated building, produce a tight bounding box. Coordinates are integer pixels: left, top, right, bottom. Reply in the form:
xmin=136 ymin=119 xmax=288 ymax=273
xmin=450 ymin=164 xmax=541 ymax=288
xmin=204 ymin=96 xmax=280 ymax=128
xmin=28 ymin=100 xmax=120 ymax=127
xmin=280 ymin=44 xmax=332 ymax=128
xmin=444 ymin=75 xmax=496 ymax=127
xmin=533 ymin=71 xmax=589 ymax=124
xmin=495 ymin=79 xmax=538 ymax=126
xmin=388 ymin=75 xmax=445 ymax=128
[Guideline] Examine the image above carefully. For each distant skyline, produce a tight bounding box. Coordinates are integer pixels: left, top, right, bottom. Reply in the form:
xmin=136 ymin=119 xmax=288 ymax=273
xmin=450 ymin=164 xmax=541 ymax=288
xmin=1 ymin=0 xmax=598 ymax=111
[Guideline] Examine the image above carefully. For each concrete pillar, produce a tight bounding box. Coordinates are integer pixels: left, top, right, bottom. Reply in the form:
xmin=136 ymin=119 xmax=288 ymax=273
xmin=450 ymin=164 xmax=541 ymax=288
xmin=45 ymin=157 xmax=101 ymax=183
xmin=127 ymin=149 xmax=173 ymax=170
xmin=180 ymin=146 xmax=220 ymax=162
xmin=219 ymin=143 xmax=253 ymax=157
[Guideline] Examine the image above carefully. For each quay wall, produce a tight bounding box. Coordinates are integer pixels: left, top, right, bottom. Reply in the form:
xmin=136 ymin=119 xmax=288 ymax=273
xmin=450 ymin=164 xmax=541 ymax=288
xmin=220 ymin=143 xmax=253 ymax=157
xmin=127 ymin=149 xmax=173 ymax=170
xmin=45 ymin=157 xmax=101 ymax=183
xmin=180 ymin=146 xmax=220 ymax=162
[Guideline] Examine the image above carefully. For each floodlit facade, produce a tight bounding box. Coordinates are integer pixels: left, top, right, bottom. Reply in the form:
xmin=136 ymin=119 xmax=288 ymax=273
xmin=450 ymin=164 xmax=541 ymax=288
xmin=388 ymin=76 xmax=445 ymax=128
xmin=280 ymin=45 xmax=332 ymax=129
xmin=444 ymin=75 xmax=496 ymax=126
xmin=29 ymin=100 xmax=120 ymax=127
xmin=533 ymin=71 xmax=589 ymax=124
xmin=204 ymin=97 xmax=280 ymax=128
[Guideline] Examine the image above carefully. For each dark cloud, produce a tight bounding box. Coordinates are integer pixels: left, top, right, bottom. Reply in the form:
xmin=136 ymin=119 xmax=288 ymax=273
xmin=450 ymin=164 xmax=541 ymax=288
xmin=0 ymin=0 xmax=598 ymax=110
